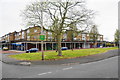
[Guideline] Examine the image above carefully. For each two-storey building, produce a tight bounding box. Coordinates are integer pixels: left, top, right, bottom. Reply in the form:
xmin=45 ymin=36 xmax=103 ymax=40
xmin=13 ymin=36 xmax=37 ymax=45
xmin=1 ymin=25 xmax=106 ymax=51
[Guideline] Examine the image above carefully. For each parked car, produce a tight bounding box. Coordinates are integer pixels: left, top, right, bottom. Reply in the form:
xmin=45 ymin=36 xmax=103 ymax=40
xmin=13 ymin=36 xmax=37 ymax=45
xmin=100 ymin=46 xmax=103 ymax=48
xmin=61 ymin=47 xmax=68 ymax=50
xmin=3 ymin=47 xmax=8 ymax=51
xmin=26 ymin=48 xmax=38 ymax=53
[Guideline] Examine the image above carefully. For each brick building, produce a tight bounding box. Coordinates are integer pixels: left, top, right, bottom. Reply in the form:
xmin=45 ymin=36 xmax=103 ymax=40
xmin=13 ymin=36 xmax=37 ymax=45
xmin=0 ymin=25 xmax=106 ymax=51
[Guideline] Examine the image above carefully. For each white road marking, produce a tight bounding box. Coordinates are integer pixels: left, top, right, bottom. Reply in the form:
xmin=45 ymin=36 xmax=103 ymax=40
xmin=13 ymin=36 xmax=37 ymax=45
xmin=38 ymin=72 xmax=52 ymax=76
xmin=20 ymin=62 xmax=31 ymax=65
xmin=38 ymin=67 xmax=72 ymax=76
xmin=62 ymin=67 xmax=72 ymax=70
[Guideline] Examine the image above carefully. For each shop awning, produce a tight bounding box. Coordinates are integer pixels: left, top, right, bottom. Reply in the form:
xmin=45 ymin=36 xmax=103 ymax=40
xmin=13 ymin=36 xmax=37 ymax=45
xmin=11 ymin=43 xmax=22 ymax=46
xmin=11 ymin=43 xmax=16 ymax=45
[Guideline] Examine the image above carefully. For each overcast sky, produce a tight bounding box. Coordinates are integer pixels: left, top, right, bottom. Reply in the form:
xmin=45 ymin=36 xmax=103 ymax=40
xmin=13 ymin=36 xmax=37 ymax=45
xmin=0 ymin=0 xmax=119 ymax=41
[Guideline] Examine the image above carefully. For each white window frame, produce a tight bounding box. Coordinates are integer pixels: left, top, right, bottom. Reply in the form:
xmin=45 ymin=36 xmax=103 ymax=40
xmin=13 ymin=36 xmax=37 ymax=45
xmin=34 ymin=30 xmax=37 ymax=33
xmin=34 ymin=36 xmax=37 ymax=39
xmin=22 ymin=32 xmax=24 ymax=39
xmin=22 ymin=32 xmax=24 ymax=35
xmin=78 ymin=33 xmax=81 ymax=35
xmin=63 ymin=33 xmax=67 ymax=39
xmin=82 ymin=37 xmax=86 ymax=40
xmin=27 ymin=36 xmax=30 ymax=39
xmin=19 ymin=33 xmax=21 ymax=35
xmin=17 ymin=33 xmax=19 ymax=36
xmin=87 ymin=34 xmax=89 ymax=36
xmin=43 ymin=30 xmax=46 ymax=34
xmin=27 ymin=30 xmax=30 ymax=33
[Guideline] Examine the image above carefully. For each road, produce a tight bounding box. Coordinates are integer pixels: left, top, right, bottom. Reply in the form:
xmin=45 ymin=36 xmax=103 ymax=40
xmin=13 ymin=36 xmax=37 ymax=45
xmin=2 ymin=56 xmax=118 ymax=78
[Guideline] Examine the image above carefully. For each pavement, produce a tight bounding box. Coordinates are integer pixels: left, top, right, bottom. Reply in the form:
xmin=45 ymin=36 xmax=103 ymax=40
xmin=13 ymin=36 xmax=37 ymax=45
xmin=0 ymin=49 xmax=119 ymax=66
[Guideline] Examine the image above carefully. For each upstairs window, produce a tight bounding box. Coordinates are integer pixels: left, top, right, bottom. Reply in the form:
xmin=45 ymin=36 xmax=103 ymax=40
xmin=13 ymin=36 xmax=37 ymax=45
xmin=78 ymin=33 xmax=81 ymax=36
xmin=22 ymin=32 xmax=24 ymax=35
xmin=87 ymin=34 xmax=89 ymax=36
xmin=48 ymin=32 xmax=52 ymax=35
xmin=27 ymin=30 xmax=30 ymax=33
xmin=17 ymin=33 xmax=19 ymax=36
xmin=22 ymin=35 xmax=24 ymax=39
xmin=19 ymin=33 xmax=21 ymax=35
xmin=27 ymin=36 xmax=30 ymax=39
xmin=63 ymin=33 xmax=67 ymax=39
xmin=34 ymin=36 xmax=37 ymax=39
xmin=82 ymin=37 xmax=86 ymax=40
xmin=34 ymin=30 xmax=37 ymax=33
xmin=43 ymin=30 xmax=46 ymax=34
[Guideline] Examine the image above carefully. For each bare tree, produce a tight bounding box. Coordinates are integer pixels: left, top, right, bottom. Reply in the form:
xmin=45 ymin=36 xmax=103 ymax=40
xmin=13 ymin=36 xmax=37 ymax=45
xmin=21 ymin=0 xmax=95 ymax=56
xmin=89 ymin=25 xmax=99 ymax=48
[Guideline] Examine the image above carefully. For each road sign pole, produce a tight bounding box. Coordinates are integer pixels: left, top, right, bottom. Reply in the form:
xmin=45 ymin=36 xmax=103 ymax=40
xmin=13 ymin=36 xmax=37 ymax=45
xmin=39 ymin=35 xmax=45 ymax=60
xmin=41 ymin=3 xmax=44 ymax=60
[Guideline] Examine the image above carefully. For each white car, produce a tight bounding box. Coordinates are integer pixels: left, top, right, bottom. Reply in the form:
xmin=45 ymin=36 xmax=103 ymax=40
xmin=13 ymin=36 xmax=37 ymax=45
xmin=100 ymin=46 xmax=103 ymax=48
xmin=3 ymin=47 xmax=8 ymax=51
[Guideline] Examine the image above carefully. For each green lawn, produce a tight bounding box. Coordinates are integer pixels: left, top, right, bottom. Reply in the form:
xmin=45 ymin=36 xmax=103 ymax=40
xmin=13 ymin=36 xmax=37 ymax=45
xmin=9 ymin=47 xmax=118 ymax=61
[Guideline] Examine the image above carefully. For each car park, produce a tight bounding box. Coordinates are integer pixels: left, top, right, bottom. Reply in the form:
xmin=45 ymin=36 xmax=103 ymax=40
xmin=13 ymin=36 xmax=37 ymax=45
xmin=26 ymin=48 xmax=38 ymax=53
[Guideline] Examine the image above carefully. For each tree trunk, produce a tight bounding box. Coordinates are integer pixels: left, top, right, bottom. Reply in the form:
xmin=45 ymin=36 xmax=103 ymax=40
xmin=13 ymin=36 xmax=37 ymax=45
xmin=57 ymin=34 xmax=62 ymax=56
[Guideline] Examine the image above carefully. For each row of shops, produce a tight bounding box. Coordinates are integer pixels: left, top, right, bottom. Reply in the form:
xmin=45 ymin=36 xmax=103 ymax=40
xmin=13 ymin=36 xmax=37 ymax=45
xmin=1 ymin=41 xmax=110 ymax=51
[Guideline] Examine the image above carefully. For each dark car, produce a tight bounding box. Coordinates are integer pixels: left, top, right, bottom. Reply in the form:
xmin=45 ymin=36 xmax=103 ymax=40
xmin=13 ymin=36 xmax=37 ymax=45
xmin=61 ymin=47 xmax=68 ymax=50
xmin=26 ymin=48 xmax=38 ymax=53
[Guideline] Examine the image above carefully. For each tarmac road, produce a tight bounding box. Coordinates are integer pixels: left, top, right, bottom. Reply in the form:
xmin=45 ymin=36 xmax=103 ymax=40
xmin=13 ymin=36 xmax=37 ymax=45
xmin=2 ymin=56 xmax=118 ymax=78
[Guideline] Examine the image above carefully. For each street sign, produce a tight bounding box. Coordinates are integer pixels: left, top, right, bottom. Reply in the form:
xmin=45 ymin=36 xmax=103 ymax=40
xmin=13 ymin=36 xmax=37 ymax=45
xmin=39 ymin=35 xmax=45 ymax=41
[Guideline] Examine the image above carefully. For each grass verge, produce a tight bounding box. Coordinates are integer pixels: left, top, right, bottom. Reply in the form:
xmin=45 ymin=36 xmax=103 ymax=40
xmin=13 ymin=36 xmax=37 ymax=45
xmin=9 ymin=47 xmax=118 ymax=61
